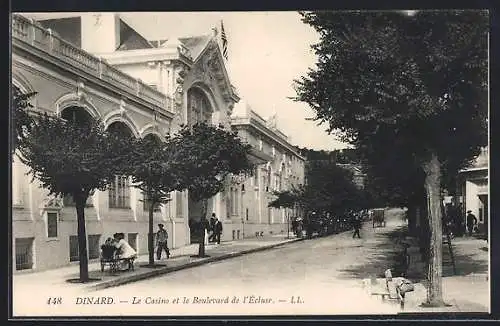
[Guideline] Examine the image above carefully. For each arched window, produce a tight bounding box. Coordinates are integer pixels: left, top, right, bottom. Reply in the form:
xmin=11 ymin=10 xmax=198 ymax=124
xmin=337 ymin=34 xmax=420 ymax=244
xmin=107 ymin=121 xmax=133 ymax=209
xmin=187 ymin=87 xmax=212 ymax=126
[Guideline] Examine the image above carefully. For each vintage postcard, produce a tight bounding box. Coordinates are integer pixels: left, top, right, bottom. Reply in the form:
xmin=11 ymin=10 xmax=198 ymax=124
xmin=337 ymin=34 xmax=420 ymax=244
xmin=11 ymin=10 xmax=490 ymax=318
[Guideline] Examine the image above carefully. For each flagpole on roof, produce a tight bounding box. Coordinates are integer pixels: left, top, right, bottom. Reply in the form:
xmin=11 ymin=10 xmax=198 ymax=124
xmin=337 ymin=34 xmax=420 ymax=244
xmin=220 ymin=19 xmax=228 ymax=61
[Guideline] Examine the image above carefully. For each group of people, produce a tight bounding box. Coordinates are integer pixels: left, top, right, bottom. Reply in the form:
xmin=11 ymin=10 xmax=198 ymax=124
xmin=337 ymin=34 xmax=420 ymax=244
xmin=102 ymin=232 xmax=137 ymax=271
xmin=100 ymin=223 xmax=172 ymax=271
xmin=208 ymin=213 xmax=223 ymax=244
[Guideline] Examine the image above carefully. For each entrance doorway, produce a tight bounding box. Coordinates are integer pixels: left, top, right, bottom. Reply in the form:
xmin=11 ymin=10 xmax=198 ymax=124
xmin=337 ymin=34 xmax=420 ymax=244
xmin=188 ymin=196 xmax=215 ymax=244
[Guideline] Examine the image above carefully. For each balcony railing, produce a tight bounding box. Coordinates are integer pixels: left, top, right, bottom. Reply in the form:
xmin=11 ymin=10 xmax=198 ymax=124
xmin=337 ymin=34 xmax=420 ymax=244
xmin=12 ymin=14 xmax=172 ymax=113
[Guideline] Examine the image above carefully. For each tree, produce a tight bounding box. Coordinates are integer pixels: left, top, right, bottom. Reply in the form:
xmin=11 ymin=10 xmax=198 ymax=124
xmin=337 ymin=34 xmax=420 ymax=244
xmin=295 ymin=10 xmax=488 ymax=306
xmin=176 ymin=123 xmax=254 ymax=257
xmin=269 ymin=188 xmax=302 ymax=238
xmin=268 ymin=189 xmax=299 ymax=210
xmin=11 ymin=86 xmax=36 ymax=155
xmin=18 ymin=113 xmax=132 ymax=282
xmin=128 ymin=134 xmax=186 ymax=267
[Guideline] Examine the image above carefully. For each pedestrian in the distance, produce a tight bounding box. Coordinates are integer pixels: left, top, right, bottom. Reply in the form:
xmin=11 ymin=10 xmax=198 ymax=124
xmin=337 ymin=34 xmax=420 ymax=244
xmin=352 ymin=215 xmax=362 ymax=239
xmin=213 ymin=217 xmax=223 ymax=244
xmin=155 ymin=223 xmax=170 ymax=260
xmin=466 ymin=210 xmax=477 ymax=236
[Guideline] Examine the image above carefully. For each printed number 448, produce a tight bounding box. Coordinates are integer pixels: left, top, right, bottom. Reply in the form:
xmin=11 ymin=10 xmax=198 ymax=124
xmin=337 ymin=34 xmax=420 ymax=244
xmin=47 ymin=297 xmax=62 ymax=305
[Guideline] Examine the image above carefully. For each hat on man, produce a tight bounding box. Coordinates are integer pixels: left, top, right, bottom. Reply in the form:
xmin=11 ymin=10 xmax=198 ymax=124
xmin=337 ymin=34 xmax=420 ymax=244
xmin=158 ymin=223 xmax=164 ymax=227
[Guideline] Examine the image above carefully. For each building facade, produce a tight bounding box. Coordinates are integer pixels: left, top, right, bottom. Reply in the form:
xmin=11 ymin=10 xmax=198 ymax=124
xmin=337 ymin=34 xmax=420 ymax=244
xmin=12 ymin=13 xmax=305 ymax=273
xmin=12 ymin=13 xmax=177 ymax=272
xmin=457 ymin=146 xmax=489 ymax=235
xmin=231 ymin=101 xmax=306 ymax=237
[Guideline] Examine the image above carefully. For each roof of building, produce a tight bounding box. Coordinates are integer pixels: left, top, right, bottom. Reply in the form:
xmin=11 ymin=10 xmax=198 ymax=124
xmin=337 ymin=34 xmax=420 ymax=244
xmin=178 ymin=35 xmax=212 ymax=59
xmin=117 ymin=19 xmax=154 ymax=50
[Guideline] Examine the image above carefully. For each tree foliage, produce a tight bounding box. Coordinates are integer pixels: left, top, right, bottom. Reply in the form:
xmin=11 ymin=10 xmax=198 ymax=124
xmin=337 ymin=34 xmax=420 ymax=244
xmin=296 ymin=10 xmax=488 ymax=170
xmin=295 ymin=10 xmax=488 ymax=306
xmin=128 ymin=134 xmax=186 ymax=266
xmin=17 ymin=112 xmax=133 ymax=281
xmin=11 ymin=86 xmax=36 ymax=155
xmin=130 ymin=134 xmax=185 ymax=204
xmin=18 ymin=114 xmax=130 ymax=199
xmin=177 ymin=123 xmax=254 ymax=203
xmin=175 ymin=122 xmax=254 ymax=256
xmin=268 ymin=188 xmax=300 ymax=209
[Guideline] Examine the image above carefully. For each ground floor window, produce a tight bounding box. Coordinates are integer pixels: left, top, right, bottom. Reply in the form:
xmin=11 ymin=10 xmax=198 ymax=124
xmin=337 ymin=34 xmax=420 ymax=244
xmin=15 ymin=237 xmax=34 ymax=271
xmin=128 ymin=233 xmax=138 ymax=251
xmin=69 ymin=236 xmax=79 ymax=262
xmin=69 ymin=234 xmax=102 ymax=261
xmin=88 ymin=234 xmax=101 ymax=260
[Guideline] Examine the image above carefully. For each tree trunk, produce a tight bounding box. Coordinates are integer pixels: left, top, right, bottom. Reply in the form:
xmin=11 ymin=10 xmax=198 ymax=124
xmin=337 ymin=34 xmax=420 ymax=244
xmin=421 ymin=152 xmax=446 ymax=307
xmin=148 ymin=201 xmax=155 ymax=266
xmin=75 ymin=192 xmax=89 ymax=282
xmin=198 ymin=198 xmax=209 ymax=257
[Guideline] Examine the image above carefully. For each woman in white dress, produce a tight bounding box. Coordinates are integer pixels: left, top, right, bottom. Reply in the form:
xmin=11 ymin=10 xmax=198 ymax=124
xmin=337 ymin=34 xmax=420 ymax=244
xmin=113 ymin=233 xmax=137 ymax=271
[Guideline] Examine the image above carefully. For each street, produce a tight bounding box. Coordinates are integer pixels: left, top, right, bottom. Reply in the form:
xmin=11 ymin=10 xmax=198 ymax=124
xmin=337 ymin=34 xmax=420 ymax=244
xmin=28 ymin=211 xmax=405 ymax=316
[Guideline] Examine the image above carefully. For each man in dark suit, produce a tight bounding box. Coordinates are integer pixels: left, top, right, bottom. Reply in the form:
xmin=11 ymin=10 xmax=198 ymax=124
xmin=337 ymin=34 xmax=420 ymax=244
xmin=213 ymin=218 xmax=223 ymax=244
xmin=466 ymin=210 xmax=478 ymax=236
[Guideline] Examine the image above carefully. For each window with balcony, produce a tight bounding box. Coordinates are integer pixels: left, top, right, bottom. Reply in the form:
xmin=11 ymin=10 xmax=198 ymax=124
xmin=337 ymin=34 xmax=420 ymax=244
xmin=47 ymin=212 xmax=58 ymax=238
xmin=230 ymin=187 xmax=239 ymax=216
xmin=176 ymin=191 xmax=183 ymax=217
xmin=109 ymin=175 xmax=131 ymax=208
xmin=187 ymin=88 xmax=212 ymax=126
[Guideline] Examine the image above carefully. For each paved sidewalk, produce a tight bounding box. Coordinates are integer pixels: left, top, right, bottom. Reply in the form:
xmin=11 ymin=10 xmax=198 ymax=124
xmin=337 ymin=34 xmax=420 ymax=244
xmin=362 ymin=221 xmax=490 ymax=314
xmin=13 ymin=233 xmax=302 ymax=293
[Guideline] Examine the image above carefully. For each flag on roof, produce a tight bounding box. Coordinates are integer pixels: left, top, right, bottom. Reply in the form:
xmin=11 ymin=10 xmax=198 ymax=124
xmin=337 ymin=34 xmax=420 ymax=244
xmin=220 ymin=20 xmax=228 ymax=60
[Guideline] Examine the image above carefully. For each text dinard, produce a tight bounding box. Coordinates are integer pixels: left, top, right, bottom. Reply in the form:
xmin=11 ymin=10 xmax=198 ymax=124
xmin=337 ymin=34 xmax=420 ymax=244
xmin=74 ymin=296 xmax=275 ymax=305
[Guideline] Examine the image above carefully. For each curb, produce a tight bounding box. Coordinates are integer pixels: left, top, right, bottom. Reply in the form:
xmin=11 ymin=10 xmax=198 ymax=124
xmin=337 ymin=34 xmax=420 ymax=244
xmin=89 ymin=237 xmax=304 ymax=291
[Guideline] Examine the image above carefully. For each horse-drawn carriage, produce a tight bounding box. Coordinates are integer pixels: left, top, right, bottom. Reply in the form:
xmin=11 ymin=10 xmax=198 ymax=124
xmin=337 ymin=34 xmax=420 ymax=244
xmin=371 ymin=208 xmax=386 ymax=228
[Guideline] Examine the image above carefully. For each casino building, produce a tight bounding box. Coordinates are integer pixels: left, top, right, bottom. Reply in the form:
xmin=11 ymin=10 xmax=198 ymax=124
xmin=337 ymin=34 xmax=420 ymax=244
xmin=11 ymin=13 xmax=305 ymax=272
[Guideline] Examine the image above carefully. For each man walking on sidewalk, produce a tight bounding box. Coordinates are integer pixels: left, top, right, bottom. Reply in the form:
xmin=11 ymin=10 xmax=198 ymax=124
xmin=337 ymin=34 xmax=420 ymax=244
xmin=352 ymin=215 xmax=362 ymax=239
xmin=466 ymin=210 xmax=477 ymax=236
xmin=156 ymin=224 xmax=170 ymax=260
xmin=213 ymin=218 xmax=223 ymax=244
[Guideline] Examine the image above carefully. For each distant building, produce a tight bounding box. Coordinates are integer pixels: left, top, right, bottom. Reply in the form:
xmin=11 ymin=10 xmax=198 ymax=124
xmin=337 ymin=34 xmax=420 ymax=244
xmin=231 ymin=101 xmax=306 ymax=236
xmin=11 ymin=12 xmax=285 ymax=273
xmin=336 ymin=163 xmax=366 ymax=189
xmin=456 ymin=146 xmax=489 ymax=234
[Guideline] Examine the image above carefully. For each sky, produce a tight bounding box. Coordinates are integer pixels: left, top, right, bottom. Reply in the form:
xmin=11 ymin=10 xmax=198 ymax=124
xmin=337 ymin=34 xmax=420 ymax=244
xmin=23 ymin=12 xmax=349 ymax=150
xmin=118 ymin=11 xmax=349 ymax=151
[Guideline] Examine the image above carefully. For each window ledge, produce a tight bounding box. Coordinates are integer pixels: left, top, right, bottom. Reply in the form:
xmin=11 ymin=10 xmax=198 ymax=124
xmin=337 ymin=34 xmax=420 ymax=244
xmin=46 ymin=237 xmax=60 ymax=242
xmin=12 ymin=205 xmax=25 ymax=210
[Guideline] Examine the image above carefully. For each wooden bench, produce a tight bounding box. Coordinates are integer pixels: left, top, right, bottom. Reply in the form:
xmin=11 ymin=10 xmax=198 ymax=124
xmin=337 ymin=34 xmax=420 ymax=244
xmin=100 ymin=245 xmax=135 ymax=273
xmin=370 ymin=277 xmax=403 ymax=305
